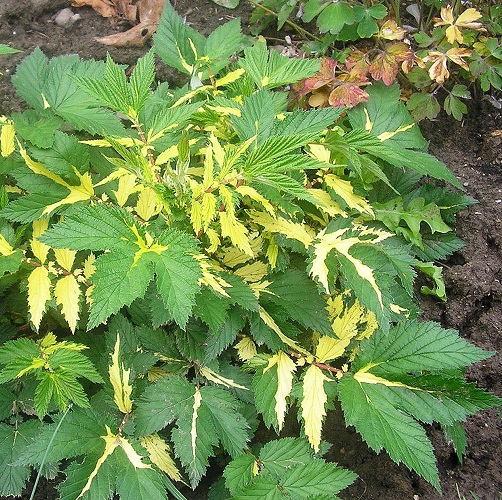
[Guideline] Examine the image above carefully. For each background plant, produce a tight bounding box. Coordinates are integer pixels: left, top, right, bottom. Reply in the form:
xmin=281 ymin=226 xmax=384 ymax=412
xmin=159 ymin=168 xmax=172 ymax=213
xmin=225 ymin=0 xmax=502 ymax=120
xmin=0 ymin=2 xmax=500 ymax=499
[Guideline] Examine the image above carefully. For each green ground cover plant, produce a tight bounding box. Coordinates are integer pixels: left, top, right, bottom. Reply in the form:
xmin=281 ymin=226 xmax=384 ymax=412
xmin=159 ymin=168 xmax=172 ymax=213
xmin=230 ymin=0 xmax=502 ymax=120
xmin=0 ymin=2 xmax=500 ymax=498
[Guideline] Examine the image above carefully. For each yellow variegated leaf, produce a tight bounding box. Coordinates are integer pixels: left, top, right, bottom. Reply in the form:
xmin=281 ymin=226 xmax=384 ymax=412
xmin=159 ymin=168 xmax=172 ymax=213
xmin=136 ymin=186 xmax=161 ymax=221
xmin=250 ymin=211 xmax=314 ymax=249
xmin=236 ymin=185 xmax=275 ymax=216
xmin=0 ymin=233 xmax=14 ymax=256
xmin=215 ymin=68 xmax=245 ymax=87
xmin=307 ymin=143 xmax=331 ymax=163
xmin=260 ymin=308 xmax=311 ymax=356
xmin=53 ymin=248 xmax=77 ymax=272
xmin=206 ymin=104 xmax=242 ymax=117
xmin=377 ymin=123 xmax=415 ymax=142
xmin=54 ymin=274 xmax=81 ymax=333
xmin=309 ymin=189 xmax=345 ymax=217
xmin=310 ymin=227 xmax=392 ymax=306
xmin=201 ymin=192 xmax=217 ymax=229
xmin=315 ymin=336 xmax=350 ymax=363
xmin=301 ymin=365 xmax=331 ymax=452
xmin=195 ymin=255 xmax=231 ymax=296
xmin=209 ymin=134 xmax=225 ymax=168
xmin=20 ymin=147 xmax=94 ymax=215
xmin=206 ymin=228 xmax=220 ymax=253
xmin=80 ymin=137 xmax=143 ymax=148
xmin=235 ymin=336 xmax=257 ymax=362
xmin=1 ymin=123 xmax=15 ymax=157
xmin=83 ymin=253 xmax=96 ymax=280
xmin=324 ymin=174 xmax=374 ymax=216
xmin=191 ymin=387 xmax=202 ymax=462
xmin=265 ymin=235 xmax=279 ymax=269
xmin=200 ymin=366 xmax=249 ymax=390
xmin=219 ymin=212 xmax=254 ymax=256
xmin=155 ymin=145 xmax=177 ymax=166
xmin=191 ymin=200 xmax=203 ymax=233
xmin=77 ymin=426 xmax=151 ymax=499
xmin=28 ymin=265 xmax=52 ymax=331
xmin=109 ymin=334 xmax=133 ymax=414
xmin=264 ymin=351 xmax=296 ymax=431
xmin=354 ymin=368 xmax=410 ymax=388
xmin=234 ymin=261 xmax=268 ymax=283
xmin=113 ymin=173 xmax=138 ymax=207
xmin=31 ymin=219 xmax=50 ymax=264
xmin=141 ymin=434 xmax=182 ymax=482
xmin=328 ymin=295 xmax=378 ymax=341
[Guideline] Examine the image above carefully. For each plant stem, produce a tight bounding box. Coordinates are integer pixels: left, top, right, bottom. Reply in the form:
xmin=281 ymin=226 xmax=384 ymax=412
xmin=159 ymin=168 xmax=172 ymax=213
xmin=29 ymin=404 xmax=72 ymax=500
xmin=248 ymin=0 xmax=322 ymax=42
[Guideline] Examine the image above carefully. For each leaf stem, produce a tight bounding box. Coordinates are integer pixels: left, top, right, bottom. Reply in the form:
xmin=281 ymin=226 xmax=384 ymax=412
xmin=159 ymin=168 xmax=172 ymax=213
xmin=29 ymin=404 xmax=72 ymax=500
xmin=287 ymin=350 xmax=344 ymax=374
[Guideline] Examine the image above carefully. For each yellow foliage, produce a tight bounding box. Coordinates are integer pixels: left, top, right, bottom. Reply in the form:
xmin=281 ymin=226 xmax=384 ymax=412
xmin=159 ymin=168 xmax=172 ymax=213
xmin=301 ymin=365 xmax=331 ymax=452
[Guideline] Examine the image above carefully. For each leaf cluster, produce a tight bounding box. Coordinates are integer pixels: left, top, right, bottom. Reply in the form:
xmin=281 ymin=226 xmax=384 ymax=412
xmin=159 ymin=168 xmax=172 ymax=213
xmin=0 ymin=2 xmax=499 ymax=499
xmin=241 ymin=0 xmax=502 ymax=120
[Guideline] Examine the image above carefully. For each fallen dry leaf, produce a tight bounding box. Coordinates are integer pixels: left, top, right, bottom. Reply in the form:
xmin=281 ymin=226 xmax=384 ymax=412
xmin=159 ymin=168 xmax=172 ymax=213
xmin=72 ymin=0 xmax=137 ymax=23
xmin=74 ymin=0 xmax=165 ymax=47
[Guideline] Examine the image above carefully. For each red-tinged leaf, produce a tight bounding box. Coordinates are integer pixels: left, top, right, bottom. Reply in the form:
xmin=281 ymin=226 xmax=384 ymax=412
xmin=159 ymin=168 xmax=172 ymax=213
xmin=369 ymin=44 xmax=414 ymax=86
xmin=297 ymin=58 xmax=337 ymax=96
xmin=328 ymin=83 xmax=370 ymax=108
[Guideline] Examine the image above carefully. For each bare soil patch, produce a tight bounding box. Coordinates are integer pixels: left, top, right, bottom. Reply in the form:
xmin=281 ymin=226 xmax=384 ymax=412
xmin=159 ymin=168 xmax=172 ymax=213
xmin=0 ymin=1 xmax=500 ymax=498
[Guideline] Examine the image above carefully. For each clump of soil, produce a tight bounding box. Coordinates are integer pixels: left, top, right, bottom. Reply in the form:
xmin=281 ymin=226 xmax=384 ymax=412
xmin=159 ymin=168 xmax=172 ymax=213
xmin=0 ymin=1 xmax=500 ymax=499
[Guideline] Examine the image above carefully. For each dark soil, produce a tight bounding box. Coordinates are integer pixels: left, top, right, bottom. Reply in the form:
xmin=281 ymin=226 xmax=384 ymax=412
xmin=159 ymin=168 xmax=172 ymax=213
xmin=1 ymin=1 xmax=501 ymax=499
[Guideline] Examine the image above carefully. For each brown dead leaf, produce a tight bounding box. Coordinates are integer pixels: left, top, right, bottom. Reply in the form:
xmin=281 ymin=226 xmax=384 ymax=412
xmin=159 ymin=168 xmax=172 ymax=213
xmin=93 ymin=0 xmax=165 ymax=47
xmin=95 ymin=22 xmax=157 ymax=47
xmin=72 ymin=0 xmax=137 ymax=23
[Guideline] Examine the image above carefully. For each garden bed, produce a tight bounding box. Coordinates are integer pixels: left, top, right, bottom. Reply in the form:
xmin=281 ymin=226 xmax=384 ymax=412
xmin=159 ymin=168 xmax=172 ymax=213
xmin=0 ymin=0 xmax=500 ymax=498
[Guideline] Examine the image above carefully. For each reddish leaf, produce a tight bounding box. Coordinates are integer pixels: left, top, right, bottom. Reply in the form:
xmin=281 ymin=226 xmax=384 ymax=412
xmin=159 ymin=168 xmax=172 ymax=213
xmin=328 ymin=83 xmax=370 ymax=108
xmin=369 ymin=43 xmax=414 ymax=86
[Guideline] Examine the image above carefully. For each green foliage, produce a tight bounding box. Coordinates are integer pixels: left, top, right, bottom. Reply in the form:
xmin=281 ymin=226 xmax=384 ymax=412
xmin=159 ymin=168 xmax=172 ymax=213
xmin=240 ymin=0 xmax=502 ymax=120
xmin=0 ymin=1 xmax=500 ymax=498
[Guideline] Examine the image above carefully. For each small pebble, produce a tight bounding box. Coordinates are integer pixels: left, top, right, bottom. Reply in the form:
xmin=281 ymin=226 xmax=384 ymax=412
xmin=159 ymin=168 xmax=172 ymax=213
xmin=54 ymin=8 xmax=81 ymax=28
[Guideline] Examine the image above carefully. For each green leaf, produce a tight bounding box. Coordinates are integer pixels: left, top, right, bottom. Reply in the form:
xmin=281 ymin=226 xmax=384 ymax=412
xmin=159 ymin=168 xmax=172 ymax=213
xmin=267 ymin=269 xmax=332 ymax=335
xmin=41 ymin=204 xmax=138 ymax=250
xmin=272 ymin=108 xmax=344 ymax=137
xmin=224 ymin=453 xmax=256 ymax=495
xmin=252 ymin=360 xmax=280 ymax=429
xmin=231 ymin=438 xmax=356 ymax=498
xmin=12 ymin=110 xmax=62 ymax=149
xmin=115 ymin=449 xmax=168 ymax=500
xmin=406 ymin=92 xmax=441 ymax=121
xmin=29 ymin=130 xmax=90 ymax=181
xmin=258 ymin=437 xmax=313 ymax=475
xmin=17 ymin=408 xmax=104 ymax=465
xmin=204 ymin=18 xmax=244 ymax=76
xmin=200 ymin=385 xmax=249 ymax=456
xmin=58 ymin=451 xmax=116 ymax=500
xmin=135 ymin=375 xmax=195 ymax=436
xmin=232 ymin=90 xmax=275 ymax=143
xmin=152 ymin=230 xmax=202 ymax=329
xmin=338 ymin=373 xmax=440 ymax=490
xmin=240 ymin=39 xmax=320 ymax=90
xmin=88 ymin=250 xmax=153 ymax=330
xmin=353 ymin=320 xmax=492 ymax=375
xmin=0 ymin=44 xmax=21 ymax=55
xmin=128 ymin=50 xmax=156 ymax=116
xmin=0 ymin=421 xmax=40 ymax=497
xmin=203 ymin=307 xmax=246 ymax=363
xmin=316 ymin=2 xmax=355 ymax=34
xmin=345 ymin=129 xmax=461 ymax=188
xmin=443 ymin=421 xmax=467 ymax=463
xmin=348 ymin=83 xmax=427 ymax=150
xmin=12 ymin=47 xmax=48 ymax=110
xmin=153 ymin=0 xmax=206 ymax=76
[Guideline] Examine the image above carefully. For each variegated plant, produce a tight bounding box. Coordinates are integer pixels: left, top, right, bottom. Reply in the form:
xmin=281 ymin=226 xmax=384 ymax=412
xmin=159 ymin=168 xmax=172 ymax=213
xmin=0 ymin=2 xmax=499 ymax=499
